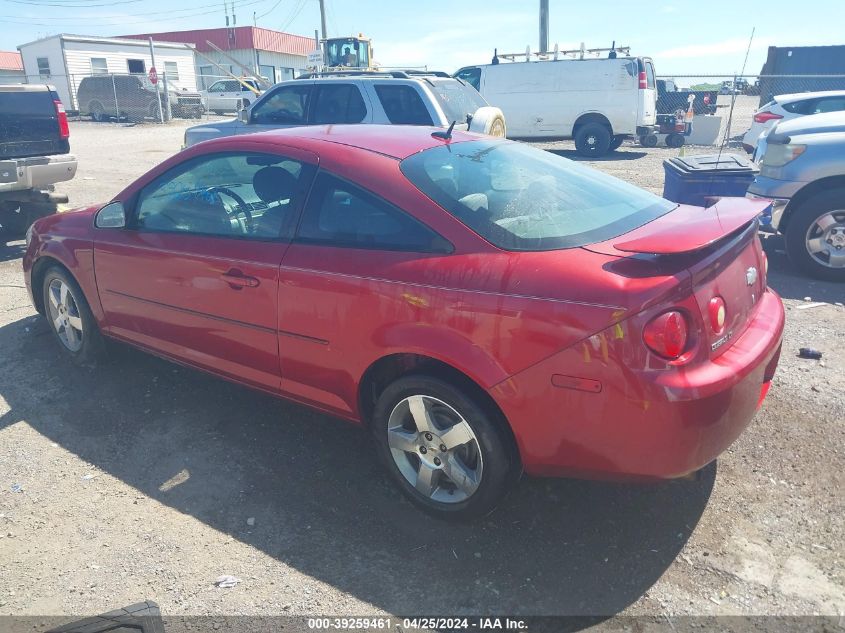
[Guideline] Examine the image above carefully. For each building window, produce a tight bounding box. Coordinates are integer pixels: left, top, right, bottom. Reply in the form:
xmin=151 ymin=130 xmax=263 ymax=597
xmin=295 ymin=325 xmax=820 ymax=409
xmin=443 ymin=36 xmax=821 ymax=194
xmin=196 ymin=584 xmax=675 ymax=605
xmin=164 ymin=61 xmax=179 ymax=81
xmin=37 ymin=57 xmax=50 ymax=78
xmin=127 ymin=59 xmax=145 ymax=74
xmin=259 ymin=64 xmax=275 ymax=83
xmin=279 ymin=67 xmax=295 ymax=81
xmin=91 ymin=58 xmax=108 ymax=74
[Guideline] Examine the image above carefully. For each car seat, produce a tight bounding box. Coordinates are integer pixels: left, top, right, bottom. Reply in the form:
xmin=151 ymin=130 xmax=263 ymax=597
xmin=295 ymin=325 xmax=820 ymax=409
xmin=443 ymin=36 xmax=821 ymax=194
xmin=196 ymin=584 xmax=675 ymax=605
xmin=252 ymin=166 xmax=299 ymax=237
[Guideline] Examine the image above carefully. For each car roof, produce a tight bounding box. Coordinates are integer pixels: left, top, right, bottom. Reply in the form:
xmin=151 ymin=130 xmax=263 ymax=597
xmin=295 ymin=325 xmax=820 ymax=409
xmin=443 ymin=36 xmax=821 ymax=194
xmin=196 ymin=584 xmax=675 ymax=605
xmin=775 ymin=90 xmax=845 ymax=103
xmin=203 ymin=124 xmax=484 ymax=160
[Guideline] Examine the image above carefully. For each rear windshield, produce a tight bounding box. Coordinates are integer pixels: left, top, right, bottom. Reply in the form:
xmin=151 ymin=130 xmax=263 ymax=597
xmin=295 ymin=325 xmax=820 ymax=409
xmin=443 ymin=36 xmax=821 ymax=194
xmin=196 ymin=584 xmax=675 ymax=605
xmin=400 ymin=140 xmax=675 ymax=251
xmin=0 ymin=91 xmax=55 ymax=116
xmin=428 ymin=79 xmax=487 ymax=124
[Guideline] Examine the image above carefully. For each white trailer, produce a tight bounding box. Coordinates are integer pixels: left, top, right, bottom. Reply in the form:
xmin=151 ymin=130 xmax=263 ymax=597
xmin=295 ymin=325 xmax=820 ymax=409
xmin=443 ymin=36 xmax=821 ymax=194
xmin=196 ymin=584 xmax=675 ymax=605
xmin=18 ymin=34 xmax=197 ymax=111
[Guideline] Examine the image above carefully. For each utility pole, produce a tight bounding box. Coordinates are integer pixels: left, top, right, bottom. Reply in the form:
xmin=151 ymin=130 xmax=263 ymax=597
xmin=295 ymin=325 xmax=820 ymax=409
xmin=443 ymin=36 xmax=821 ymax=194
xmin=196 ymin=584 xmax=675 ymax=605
xmin=539 ymin=0 xmax=549 ymax=54
xmin=318 ymin=0 xmax=328 ymax=60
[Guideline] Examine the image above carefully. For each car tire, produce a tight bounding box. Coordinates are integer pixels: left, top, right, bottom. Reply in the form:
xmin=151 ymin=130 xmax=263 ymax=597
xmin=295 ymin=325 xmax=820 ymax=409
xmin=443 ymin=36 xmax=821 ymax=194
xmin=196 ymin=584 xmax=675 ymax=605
xmin=608 ymin=135 xmax=625 ymax=151
xmin=639 ymin=134 xmax=658 ymax=148
xmin=784 ymin=188 xmax=845 ymax=282
xmin=574 ymin=123 xmax=611 ymax=157
xmin=666 ymin=133 xmax=685 ymax=148
xmin=41 ymin=266 xmax=106 ymax=365
xmin=89 ymin=101 xmax=105 ymax=122
xmin=371 ymin=375 xmax=515 ymax=520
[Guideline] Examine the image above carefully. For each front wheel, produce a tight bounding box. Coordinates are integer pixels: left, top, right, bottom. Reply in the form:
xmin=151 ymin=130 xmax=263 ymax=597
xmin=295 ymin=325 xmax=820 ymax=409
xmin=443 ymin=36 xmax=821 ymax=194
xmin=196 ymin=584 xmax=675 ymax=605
xmin=372 ymin=375 xmax=515 ymax=520
xmin=41 ymin=266 xmax=106 ymax=364
xmin=784 ymin=188 xmax=845 ymax=282
xmin=574 ymin=123 xmax=611 ymax=156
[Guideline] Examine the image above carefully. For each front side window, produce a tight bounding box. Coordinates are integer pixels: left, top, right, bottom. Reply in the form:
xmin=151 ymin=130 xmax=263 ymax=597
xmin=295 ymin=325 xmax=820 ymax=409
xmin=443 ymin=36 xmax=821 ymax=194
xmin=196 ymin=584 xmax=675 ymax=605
xmin=251 ymin=84 xmax=312 ymax=124
xmin=37 ymin=57 xmax=50 ymax=78
xmin=135 ymin=152 xmax=312 ymax=240
xmin=312 ymin=84 xmax=367 ymax=124
xmin=90 ymin=58 xmax=108 ymax=75
xmin=454 ymin=67 xmax=481 ymax=91
xmin=164 ymin=61 xmax=179 ymax=81
xmin=374 ymin=85 xmax=433 ymax=125
xmin=400 ymin=140 xmax=675 ymax=251
xmin=296 ymin=173 xmax=449 ymax=252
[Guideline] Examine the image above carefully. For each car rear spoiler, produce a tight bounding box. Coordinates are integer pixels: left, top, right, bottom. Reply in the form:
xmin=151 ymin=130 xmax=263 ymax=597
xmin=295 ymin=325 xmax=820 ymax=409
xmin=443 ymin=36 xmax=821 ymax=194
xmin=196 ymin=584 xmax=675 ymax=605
xmin=613 ymin=198 xmax=771 ymax=255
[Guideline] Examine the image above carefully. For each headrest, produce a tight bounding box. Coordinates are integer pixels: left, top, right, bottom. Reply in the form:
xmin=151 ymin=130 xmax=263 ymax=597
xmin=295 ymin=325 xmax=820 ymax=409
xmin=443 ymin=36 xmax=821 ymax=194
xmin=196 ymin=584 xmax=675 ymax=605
xmin=253 ymin=166 xmax=298 ymax=203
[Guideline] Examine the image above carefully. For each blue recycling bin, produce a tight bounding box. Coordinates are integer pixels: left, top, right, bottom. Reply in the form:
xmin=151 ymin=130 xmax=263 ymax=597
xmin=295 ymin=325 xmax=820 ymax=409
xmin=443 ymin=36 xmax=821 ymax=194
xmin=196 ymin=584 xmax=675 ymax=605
xmin=662 ymin=153 xmax=759 ymax=207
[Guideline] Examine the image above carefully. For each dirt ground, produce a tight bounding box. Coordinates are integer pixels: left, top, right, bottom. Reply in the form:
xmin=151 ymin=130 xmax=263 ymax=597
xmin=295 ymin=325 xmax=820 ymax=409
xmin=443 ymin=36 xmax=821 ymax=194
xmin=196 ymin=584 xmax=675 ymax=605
xmin=0 ymin=119 xmax=843 ymax=627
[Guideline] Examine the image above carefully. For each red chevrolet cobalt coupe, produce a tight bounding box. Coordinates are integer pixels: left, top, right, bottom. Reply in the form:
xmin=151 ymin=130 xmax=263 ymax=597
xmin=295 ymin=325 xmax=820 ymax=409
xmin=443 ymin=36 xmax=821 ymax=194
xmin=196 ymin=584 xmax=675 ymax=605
xmin=23 ymin=126 xmax=784 ymax=519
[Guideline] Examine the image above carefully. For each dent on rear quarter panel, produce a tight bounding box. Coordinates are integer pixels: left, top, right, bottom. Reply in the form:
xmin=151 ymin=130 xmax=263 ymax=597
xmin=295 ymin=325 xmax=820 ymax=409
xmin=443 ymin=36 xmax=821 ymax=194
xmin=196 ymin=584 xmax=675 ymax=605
xmin=32 ymin=207 xmax=103 ymax=321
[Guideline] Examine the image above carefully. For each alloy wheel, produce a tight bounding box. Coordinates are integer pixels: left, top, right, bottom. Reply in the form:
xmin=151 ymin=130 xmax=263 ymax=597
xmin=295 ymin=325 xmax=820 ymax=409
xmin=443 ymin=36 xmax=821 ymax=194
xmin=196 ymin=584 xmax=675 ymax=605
xmin=387 ymin=395 xmax=483 ymax=504
xmin=47 ymin=278 xmax=84 ymax=352
xmin=805 ymin=210 xmax=845 ymax=269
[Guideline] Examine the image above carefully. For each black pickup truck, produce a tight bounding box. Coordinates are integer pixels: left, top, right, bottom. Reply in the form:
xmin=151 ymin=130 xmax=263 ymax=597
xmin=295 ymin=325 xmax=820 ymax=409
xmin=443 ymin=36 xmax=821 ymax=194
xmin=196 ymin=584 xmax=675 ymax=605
xmin=0 ymin=84 xmax=77 ymax=237
xmin=656 ymin=79 xmax=717 ymax=115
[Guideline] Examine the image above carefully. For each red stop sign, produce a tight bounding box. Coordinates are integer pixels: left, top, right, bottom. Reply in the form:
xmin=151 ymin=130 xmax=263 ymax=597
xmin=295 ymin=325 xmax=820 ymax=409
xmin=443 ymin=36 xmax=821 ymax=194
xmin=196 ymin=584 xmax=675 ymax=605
xmin=148 ymin=67 xmax=158 ymax=85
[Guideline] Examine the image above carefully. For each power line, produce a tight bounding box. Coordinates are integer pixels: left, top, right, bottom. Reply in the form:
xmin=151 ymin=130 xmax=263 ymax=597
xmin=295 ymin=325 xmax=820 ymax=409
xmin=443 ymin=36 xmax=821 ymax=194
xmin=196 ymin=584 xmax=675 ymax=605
xmin=255 ymin=0 xmax=282 ymax=21
xmin=1 ymin=0 xmax=273 ymax=27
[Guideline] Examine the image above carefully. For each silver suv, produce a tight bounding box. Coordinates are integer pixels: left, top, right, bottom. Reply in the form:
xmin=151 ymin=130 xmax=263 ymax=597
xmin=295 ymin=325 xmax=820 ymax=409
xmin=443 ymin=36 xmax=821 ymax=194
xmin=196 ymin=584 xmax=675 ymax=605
xmin=183 ymin=70 xmax=506 ymax=148
xmin=747 ymin=111 xmax=845 ymax=282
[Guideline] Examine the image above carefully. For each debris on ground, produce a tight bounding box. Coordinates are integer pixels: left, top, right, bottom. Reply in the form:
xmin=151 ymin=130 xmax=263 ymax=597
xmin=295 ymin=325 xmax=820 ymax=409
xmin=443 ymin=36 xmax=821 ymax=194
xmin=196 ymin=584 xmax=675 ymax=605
xmin=214 ymin=575 xmax=241 ymax=589
xmin=10 ymin=484 xmax=23 ymax=493
xmin=246 ymin=517 xmax=255 ymax=526
xmin=796 ymin=302 xmax=826 ymax=310
xmin=798 ymin=348 xmax=823 ymax=360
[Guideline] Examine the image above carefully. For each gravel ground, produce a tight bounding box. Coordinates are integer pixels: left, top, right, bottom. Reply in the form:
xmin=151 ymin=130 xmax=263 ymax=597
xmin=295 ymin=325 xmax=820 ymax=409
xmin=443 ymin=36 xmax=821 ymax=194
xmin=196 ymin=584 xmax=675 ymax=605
xmin=0 ymin=120 xmax=843 ymax=627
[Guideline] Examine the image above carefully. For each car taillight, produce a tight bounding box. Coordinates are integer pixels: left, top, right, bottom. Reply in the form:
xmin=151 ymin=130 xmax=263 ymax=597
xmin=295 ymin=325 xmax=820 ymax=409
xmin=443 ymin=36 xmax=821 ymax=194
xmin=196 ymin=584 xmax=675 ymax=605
xmin=643 ymin=311 xmax=688 ymax=359
xmin=753 ymin=111 xmax=783 ymax=124
xmin=638 ymin=71 xmax=647 ymax=89
xmin=54 ymin=99 xmax=69 ymax=139
xmin=708 ymin=297 xmax=726 ymax=334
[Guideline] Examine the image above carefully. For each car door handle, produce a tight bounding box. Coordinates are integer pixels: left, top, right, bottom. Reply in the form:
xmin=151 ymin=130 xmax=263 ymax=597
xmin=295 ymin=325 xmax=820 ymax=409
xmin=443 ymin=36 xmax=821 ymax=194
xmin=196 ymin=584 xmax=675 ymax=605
xmin=221 ymin=270 xmax=260 ymax=289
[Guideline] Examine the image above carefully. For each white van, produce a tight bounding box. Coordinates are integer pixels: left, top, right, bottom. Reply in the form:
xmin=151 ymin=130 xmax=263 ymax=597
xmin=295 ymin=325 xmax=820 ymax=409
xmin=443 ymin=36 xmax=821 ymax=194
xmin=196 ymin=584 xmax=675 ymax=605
xmin=455 ymin=56 xmax=658 ymax=156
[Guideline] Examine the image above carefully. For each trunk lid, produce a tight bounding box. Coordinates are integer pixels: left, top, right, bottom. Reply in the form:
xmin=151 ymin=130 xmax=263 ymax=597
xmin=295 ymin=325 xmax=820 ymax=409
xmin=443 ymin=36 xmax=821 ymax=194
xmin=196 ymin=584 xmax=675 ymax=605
xmin=588 ymin=197 xmax=769 ymax=358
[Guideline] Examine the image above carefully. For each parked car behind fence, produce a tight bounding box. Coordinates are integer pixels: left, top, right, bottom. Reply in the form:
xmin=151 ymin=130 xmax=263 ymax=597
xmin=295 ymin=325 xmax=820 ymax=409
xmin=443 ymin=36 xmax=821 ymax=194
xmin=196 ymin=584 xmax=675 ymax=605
xmin=77 ymin=73 xmax=203 ymax=122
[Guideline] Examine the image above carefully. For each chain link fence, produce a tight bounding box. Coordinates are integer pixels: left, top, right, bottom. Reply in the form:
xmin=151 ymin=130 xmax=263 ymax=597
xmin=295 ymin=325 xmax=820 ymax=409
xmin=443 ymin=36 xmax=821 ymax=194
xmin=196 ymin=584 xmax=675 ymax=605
xmin=658 ymin=74 xmax=845 ymax=148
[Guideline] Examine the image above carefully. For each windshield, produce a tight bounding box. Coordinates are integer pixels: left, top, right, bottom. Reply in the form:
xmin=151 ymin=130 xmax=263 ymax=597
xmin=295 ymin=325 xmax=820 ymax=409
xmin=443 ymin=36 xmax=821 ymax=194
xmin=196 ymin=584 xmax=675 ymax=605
xmin=400 ymin=140 xmax=676 ymax=251
xmin=429 ymin=79 xmax=487 ymax=123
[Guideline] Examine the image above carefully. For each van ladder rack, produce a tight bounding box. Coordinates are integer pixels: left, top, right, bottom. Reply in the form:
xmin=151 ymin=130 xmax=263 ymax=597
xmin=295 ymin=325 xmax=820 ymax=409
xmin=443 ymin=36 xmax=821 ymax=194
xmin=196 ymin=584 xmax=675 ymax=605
xmin=498 ymin=45 xmax=631 ymax=62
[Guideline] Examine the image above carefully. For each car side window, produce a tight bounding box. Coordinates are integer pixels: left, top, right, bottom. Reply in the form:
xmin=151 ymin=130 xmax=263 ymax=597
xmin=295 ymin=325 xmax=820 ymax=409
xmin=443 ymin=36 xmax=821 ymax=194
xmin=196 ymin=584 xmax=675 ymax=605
xmin=455 ymin=68 xmax=481 ymax=91
xmin=311 ymin=84 xmax=367 ymax=124
xmin=296 ymin=173 xmax=449 ymax=252
xmin=135 ymin=152 xmax=313 ymax=240
xmin=251 ymin=85 xmax=312 ymax=124
xmin=811 ymin=97 xmax=845 ymax=114
xmin=374 ymin=85 xmax=434 ymax=125
xmin=209 ymin=81 xmax=225 ymax=93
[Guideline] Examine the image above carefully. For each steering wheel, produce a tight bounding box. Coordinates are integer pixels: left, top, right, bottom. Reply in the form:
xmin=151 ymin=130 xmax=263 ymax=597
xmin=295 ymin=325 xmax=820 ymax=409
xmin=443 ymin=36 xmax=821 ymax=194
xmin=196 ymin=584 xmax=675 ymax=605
xmin=208 ymin=186 xmax=252 ymax=232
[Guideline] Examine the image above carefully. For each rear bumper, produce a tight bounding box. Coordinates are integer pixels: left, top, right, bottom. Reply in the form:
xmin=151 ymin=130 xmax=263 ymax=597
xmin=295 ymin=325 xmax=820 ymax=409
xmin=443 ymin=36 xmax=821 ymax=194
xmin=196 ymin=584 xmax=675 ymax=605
xmin=0 ymin=154 xmax=77 ymax=193
xmin=490 ymin=289 xmax=785 ymax=480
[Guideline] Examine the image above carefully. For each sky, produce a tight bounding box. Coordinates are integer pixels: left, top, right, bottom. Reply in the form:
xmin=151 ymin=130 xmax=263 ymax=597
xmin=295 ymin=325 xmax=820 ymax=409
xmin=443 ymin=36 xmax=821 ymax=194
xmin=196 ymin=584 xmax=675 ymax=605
xmin=2 ymin=0 xmax=844 ymax=78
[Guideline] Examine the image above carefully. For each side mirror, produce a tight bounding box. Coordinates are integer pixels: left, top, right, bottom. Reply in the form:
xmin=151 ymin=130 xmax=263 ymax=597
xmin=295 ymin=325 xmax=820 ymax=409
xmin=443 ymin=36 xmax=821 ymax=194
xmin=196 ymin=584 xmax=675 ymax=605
xmin=95 ymin=201 xmax=126 ymax=228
